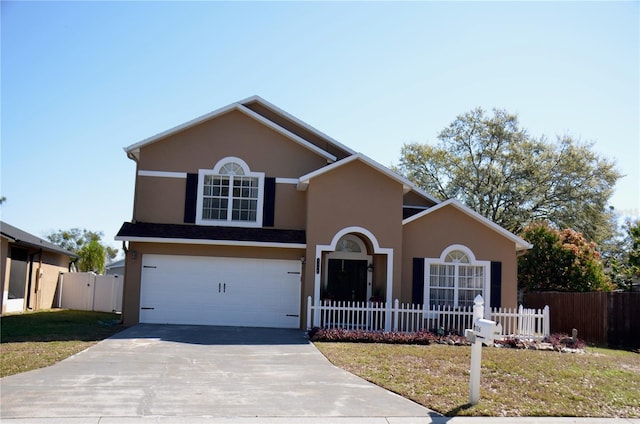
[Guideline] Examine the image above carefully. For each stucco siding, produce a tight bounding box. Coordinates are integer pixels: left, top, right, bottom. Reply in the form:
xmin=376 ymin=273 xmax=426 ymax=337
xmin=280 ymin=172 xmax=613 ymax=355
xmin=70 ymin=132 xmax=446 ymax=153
xmin=133 ymin=111 xmax=323 ymax=229
xmin=27 ymin=251 xmax=70 ymax=310
xmin=274 ymin=183 xmax=306 ymax=230
xmin=304 ymin=160 xmax=404 ymax=301
xmin=137 ymin=110 xmax=327 ymax=176
xmin=134 ymin=176 xmax=187 ymax=224
xmin=402 ymin=204 xmax=518 ymax=308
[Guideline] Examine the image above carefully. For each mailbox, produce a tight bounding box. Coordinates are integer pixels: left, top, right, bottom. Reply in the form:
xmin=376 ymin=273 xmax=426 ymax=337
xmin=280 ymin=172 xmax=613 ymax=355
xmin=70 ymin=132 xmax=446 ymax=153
xmin=473 ymin=319 xmax=502 ymax=344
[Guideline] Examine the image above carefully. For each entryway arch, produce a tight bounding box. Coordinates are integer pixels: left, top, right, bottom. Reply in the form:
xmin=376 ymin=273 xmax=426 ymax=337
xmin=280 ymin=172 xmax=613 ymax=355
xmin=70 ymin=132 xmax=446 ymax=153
xmin=312 ymin=226 xmax=394 ymax=330
xmin=324 ymin=234 xmax=373 ymax=302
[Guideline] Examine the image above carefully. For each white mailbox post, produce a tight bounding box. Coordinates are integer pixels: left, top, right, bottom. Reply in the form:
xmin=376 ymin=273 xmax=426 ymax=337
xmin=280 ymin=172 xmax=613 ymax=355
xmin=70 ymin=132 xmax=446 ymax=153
xmin=466 ymin=295 xmax=502 ymax=405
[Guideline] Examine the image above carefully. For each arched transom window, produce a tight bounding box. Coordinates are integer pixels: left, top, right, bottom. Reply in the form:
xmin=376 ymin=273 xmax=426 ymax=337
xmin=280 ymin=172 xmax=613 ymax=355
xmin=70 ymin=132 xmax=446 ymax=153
xmin=196 ymin=157 xmax=265 ymax=227
xmin=424 ymin=245 xmax=489 ymax=308
xmin=335 ymin=234 xmax=365 ymax=253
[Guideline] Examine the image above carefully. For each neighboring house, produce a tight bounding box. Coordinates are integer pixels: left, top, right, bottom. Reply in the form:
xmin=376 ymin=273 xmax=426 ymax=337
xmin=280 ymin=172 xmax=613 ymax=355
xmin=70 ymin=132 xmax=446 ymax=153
xmin=1 ymin=221 xmax=78 ymax=314
xmin=105 ymin=259 xmax=125 ymax=276
xmin=116 ymin=96 xmax=532 ymax=329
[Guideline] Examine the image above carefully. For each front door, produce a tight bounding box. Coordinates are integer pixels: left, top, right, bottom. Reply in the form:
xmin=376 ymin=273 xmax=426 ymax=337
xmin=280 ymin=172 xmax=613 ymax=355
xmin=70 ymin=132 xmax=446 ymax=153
xmin=327 ymin=259 xmax=368 ymax=302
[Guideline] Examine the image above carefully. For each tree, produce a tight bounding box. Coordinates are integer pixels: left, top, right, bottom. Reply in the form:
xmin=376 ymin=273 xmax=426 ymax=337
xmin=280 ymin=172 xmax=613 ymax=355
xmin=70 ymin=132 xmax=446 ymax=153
xmin=607 ymin=220 xmax=640 ymax=291
xmin=517 ymin=222 xmax=612 ymax=292
xmin=396 ymin=108 xmax=621 ymax=244
xmin=47 ymin=228 xmax=118 ymax=274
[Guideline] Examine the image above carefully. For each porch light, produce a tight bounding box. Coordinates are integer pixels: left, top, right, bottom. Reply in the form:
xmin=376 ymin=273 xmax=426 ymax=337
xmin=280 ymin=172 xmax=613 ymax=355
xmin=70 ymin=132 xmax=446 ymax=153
xmin=367 ymin=263 xmax=374 ymax=272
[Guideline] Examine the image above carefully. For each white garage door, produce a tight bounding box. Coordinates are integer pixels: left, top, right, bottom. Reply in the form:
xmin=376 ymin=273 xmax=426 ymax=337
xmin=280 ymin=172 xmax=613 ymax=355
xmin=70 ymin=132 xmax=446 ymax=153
xmin=139 ymin=254 xmax=301 ymax=328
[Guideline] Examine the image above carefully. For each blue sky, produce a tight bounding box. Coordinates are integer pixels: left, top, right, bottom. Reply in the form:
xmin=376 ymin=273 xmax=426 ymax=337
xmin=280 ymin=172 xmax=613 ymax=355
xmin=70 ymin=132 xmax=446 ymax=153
xmin=1 ymin=1 xmax=638 ymax=255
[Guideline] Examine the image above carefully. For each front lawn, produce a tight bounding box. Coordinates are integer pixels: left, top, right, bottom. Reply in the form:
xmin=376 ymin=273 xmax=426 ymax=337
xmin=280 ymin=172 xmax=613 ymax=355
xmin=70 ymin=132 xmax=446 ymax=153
xmin=315 ymin=342 xmax=640 ymax=417
xmin=0 ymin=309 xmax=124 ymax=377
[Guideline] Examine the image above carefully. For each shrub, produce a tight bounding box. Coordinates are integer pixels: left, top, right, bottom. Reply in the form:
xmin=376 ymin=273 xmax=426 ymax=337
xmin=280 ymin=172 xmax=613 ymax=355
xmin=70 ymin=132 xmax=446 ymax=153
xmin=307 ymin=328 xmax=435 ymax=345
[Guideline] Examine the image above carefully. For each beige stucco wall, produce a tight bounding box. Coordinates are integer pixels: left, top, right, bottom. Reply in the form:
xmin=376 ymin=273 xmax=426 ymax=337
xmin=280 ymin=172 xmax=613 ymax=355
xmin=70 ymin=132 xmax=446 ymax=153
xmin=121 ymin=242 xmax=305 ymax=325
xmin=132 ymin=110 xmax=324 ymax=229
xmin=402 ymin=205 xmax=519 ymax=308
xmin=26 ymin=251 xmax=70 ymax=310
xmin=403 ymin=190 xmax=438 ymax=207
xmin=135 ymin=176 xmax=187 ymax=224
xmin=303 ymin=159 xmax=405 ymax=303
xmin=274 ymin=183 xmax=306 ymax=230
xmin=137 ymin=110 xmax=328 ymax=176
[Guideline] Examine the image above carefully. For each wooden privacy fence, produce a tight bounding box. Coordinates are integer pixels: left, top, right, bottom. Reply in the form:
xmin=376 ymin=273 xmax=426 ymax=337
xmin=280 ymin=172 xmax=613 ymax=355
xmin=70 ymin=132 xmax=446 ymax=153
xmin=307 ymin=297 xmax=550 ymax=340
xmin=58 ymin=272 xmax=123 ymax=313
xmin=524 ymin=292 xmax=640 ymax=349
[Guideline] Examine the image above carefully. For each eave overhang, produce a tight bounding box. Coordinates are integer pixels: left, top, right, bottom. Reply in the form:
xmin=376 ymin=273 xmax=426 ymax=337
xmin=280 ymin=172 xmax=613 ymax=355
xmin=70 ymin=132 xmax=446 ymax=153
xmin=115 ymin=222 xmax=306 ymax=249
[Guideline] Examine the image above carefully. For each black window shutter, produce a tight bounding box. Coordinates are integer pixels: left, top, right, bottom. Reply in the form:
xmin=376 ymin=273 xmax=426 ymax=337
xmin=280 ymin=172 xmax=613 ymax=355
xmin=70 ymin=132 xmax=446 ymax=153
xmin=262 ymin=177 xmax=276 ymax=227
xmin=184 ymin=173 xmax=198 ymax=224
xmin=412 ymin=258 xmax=425 ymax=305
xmin=490 ymin=261 xmax=502 ymax=308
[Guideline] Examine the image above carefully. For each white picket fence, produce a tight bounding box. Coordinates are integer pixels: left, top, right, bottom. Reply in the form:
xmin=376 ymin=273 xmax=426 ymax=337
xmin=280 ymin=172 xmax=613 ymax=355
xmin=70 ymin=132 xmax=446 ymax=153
xmin=307 ymin=297 xmax=550 ymax=340
xmin=58 ymin=272 xmax=123 ymax=313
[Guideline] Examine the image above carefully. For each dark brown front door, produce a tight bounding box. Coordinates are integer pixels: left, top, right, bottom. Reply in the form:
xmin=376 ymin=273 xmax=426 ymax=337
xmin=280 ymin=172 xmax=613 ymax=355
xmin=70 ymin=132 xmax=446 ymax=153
xmin=326 ymin=259 xmax=368 ymax=302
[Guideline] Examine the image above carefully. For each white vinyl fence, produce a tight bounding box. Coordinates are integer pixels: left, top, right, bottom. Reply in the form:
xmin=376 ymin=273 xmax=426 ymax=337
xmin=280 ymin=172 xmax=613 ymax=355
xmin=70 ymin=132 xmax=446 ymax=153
xmin=307 ymin=297 xmax=550 ymax=340
xmin=58 ymin=272 xmax=123 ymax=313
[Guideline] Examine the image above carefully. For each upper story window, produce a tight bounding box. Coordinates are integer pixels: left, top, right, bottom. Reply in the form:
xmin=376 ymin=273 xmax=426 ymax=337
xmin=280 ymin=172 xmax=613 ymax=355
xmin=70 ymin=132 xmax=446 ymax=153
xmin=196 ymin=157 xmax=265 ymax=227
xmin=424 ymin=245 xmax=489 ymax=308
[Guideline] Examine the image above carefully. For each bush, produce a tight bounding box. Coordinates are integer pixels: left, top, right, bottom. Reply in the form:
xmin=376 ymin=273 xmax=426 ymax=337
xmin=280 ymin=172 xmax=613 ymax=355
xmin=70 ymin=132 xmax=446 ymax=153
xmin=307 ymin=328 xmax=435 ymax=345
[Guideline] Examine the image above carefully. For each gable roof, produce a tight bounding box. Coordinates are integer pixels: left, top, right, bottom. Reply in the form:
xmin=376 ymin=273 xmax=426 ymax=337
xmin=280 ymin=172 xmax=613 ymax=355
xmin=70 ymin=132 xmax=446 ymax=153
xmin=402 ymin=199 xmax=533 ymax=252
xmin=0 ymin=221 xmax=79 ymax=258
xmin=297 ymin=153 xmax=441 ymax=204
xmin=124 ymin=96 xmax=355 ymax=163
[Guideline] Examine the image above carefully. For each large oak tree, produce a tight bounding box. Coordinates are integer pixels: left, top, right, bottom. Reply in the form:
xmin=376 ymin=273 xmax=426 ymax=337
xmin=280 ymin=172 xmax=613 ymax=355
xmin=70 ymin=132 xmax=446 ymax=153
xmin=396 ymin=108 xmax=621 ymax=244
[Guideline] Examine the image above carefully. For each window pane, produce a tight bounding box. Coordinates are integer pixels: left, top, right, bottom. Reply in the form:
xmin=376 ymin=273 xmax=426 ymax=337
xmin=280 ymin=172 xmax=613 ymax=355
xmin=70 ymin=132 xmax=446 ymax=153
xmin=430 ymin=288 xmax=454 ymax=306
xmin=429 ymin=264 xmax=455 ymax=306
xmin=220 ymin=162 xmax=245 ymax=176
xmin=445 ymin=250 xmax=469 ymax=263
xmin=458 ymin=289 xmax=482 ymax=307
xmin=231 ymin=198 xmax=257 ymax=222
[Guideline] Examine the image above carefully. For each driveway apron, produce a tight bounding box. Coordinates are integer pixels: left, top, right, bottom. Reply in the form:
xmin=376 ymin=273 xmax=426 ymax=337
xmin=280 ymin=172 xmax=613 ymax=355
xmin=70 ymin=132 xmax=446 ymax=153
xmin=0 ymin=324 xmax=434 ymax=419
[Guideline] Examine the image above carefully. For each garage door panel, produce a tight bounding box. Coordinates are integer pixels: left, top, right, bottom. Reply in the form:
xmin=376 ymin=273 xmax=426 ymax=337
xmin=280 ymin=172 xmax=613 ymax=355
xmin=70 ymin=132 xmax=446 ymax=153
xmin=140 ymin=255 xmax=301 ymax=328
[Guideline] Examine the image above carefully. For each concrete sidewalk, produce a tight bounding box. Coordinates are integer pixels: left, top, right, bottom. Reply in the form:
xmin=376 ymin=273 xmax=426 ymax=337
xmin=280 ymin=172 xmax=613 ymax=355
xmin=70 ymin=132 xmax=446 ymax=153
xmin=1 ymin=416 xmax=638 ymax=423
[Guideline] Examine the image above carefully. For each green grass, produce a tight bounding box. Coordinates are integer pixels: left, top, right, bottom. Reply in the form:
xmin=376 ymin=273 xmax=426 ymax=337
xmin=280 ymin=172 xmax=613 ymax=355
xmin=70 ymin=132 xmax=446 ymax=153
xmin=0 ymin=309 xmax=124 ymax=377
xmin=315 ymin=342 xmax=640 ymax=417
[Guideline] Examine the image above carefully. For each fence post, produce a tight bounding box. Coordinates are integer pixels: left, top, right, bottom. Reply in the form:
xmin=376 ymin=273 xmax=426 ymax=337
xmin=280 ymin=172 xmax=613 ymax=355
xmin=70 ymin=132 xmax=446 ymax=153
xmin=517 ymin=304 xmax=524 ymax=336
xmin=393 ymin=299 xmax=399 ymax=332
xmin=543 ymin=305 xmax=550 ymax=337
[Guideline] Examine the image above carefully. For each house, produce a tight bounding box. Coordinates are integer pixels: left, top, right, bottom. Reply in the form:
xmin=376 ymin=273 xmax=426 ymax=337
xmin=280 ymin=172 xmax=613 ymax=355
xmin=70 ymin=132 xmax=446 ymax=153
xmin=1 ymin=221 xmax=78 ymax=314
xmin=105 ymin=258 xmax=125 ymax=276
xmin=115 ymin=96 xmax=532 ymax=329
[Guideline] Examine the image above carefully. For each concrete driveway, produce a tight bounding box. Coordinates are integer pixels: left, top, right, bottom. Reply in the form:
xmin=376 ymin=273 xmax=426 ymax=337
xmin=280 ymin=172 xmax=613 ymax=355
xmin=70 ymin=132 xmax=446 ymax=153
xmin=1 ymin=324 xmax=435 ymax=421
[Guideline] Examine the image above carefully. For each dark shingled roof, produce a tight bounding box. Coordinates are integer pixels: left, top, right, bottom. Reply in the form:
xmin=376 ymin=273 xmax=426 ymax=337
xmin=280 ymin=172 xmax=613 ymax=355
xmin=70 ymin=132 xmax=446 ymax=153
xmin=116 ymin=222 xmax=306 ymax=245
xmin=0 ymin=221 xmax=79 ymax=258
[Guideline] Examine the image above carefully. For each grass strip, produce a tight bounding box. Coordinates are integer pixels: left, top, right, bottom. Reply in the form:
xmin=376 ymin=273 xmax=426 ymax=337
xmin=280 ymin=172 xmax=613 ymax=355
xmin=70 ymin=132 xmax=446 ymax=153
xmin=1 ymin=309 xmax=124 ymax=377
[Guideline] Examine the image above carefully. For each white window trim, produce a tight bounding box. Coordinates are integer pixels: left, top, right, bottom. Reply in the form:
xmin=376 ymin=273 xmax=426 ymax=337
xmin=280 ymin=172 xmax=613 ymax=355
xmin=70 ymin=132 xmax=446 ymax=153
xmin=195 ymin=157 xmax=265 ymax=228
xmin=423 ymin=244 xmax=491 ymax=314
